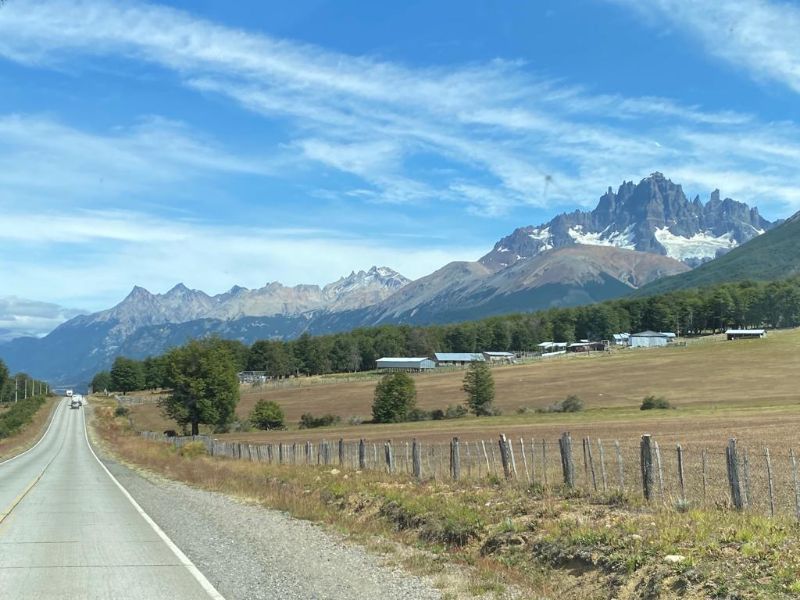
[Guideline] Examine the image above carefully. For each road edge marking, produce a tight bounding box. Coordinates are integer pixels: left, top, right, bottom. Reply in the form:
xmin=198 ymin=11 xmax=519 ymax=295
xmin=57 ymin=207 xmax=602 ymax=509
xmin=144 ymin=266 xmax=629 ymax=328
xmin=82 ymin=409 xmax=226 ymax=600
xmin=0 ymin=398 xmax=65 ymax=467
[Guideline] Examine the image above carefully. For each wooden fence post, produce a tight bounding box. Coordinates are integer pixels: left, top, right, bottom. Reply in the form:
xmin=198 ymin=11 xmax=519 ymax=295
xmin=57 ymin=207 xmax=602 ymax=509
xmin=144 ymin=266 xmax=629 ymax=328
xmin=385 ymin=441 xmax=395 ymax=473
xmin=742 ymin=448 xmax=751 ymax=508
xmin=542 ymin=439 xmax=548 ymax=488
xmin=654 ymin=441 xmax=664 ymax=501
xmin=791 ymin=449 xmax=800 ymax=520
xmin=726 ymin=438 xmax=744 ymax=510
xmin=412 ymin=439 xmax=421 ymax=479
xmin=640 ymin=434 xmax=655 ymax=501
xmin=702 ymin=448 xmax=708 ymax=504
xmin=559 ymin=432 xmax=575 ymax=488
xmin=765 ymin=447 xmax=775 ymax=517
xmin=358 ymin=439 xmax=366 ymax=470
xmin=450 ymin=437 xmax=461 ymax=481
xmin=498 ymin=434 xmax=512 ymax=480
xmin=507 ymin=436 xmax=518 ymax=480
xmin=338 ymin=438 xmax=345 ymax=466
xmin=597 ymin=440 xmax=608 ymax=492
xmin=481 ymin=440 xmax=491 ymax=475
xmin=614 ymin=440 xmax=624 ymax=491
xmin=520 ymin=438 xmax=531 ymax=483
xmin=585 ymin=438 xmax=598 ymax=491
xmin=677 ymin=444 xmax=686 ymax=503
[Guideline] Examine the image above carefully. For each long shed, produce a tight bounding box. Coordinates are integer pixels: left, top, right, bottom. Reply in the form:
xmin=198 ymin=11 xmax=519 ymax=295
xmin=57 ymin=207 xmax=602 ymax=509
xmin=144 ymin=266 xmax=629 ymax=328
xmin=376 ymin=357 xmax=436 ymax=372
xmin=433 ymin=352 xmax=485 ymax=366
xmin=726 ymin=329 xmax=766 ymax=340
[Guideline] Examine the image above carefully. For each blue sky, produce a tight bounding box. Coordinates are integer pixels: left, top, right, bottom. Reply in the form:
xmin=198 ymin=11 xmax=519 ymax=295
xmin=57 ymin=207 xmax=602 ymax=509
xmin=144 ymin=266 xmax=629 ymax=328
xmin=2 ymin=0 xmax=800 ymax=337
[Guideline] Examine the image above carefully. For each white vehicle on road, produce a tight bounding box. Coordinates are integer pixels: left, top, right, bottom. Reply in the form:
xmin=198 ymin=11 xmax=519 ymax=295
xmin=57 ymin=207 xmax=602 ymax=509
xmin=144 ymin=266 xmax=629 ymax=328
xmin=70 ymin=394 xmax=83 ymax=409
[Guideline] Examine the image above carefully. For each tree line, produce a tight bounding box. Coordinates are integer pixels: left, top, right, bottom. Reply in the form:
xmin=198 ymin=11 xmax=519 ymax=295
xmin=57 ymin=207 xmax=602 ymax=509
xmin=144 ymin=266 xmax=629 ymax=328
xmin=0 ymin=360 xmax=49 ymax=403
xmin=94 ymin=275 xmax=800 ymax=393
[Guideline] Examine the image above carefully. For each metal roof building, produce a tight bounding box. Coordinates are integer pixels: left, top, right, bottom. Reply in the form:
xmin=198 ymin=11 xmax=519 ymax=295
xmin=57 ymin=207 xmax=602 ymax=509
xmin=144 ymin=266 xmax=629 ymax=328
xmin=726 ymin=328 xmax=766 ymax=340
xmin=434 ymin=352 xmax=485 ymax=365
xmin=376 ymin=357 xmax=436 ymax=372
xmin=630 ymin=331 xmax=669 ymax=348
xmin=483 ymin=351 xmax=516 ymax=363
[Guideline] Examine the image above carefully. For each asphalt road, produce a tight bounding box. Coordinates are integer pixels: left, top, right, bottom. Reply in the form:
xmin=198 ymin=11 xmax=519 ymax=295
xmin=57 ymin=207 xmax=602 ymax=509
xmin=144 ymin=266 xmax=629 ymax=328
xmin=0 ymin=398 xmax=223 ymax=599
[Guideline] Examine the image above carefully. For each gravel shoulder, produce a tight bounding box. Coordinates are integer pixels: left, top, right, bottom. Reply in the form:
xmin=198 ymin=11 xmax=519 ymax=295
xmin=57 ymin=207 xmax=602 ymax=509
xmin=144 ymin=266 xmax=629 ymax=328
xmin=90 ymin=430 xmax=441 ymax=600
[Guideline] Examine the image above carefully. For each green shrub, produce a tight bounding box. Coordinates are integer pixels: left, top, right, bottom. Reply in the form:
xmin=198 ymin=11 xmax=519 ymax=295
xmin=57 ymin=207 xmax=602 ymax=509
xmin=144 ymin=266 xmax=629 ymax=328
xmin=373 ymin=373 xmax=417 ymax=423
xmin=406 ymin=408 xmax=431 ymax=422
xmin=561 ymin=395 xmax=584 ymax=412
xmin=114 ymin=406 xmax=130 ymax=417
xmin=249 ymin=399 xmax=285 ymax=430
xmin=445 ymin=404 xmax=469 ymax=419
xmin=299 ymin=413 xmax=341 ymax=429
xmin=640 ymin=395 xmax=671 ymax=410
xmin=178 ymin=440 xmax=208 ymax=458
xmin=430 ymin=408 xmax=445 ymax=420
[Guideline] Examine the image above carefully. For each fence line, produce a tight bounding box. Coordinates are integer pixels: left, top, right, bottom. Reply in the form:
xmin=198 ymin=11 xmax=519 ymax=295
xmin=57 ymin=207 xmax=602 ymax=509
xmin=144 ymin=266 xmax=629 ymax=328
xmin=140 ymin=430 xmax=800 ymax=518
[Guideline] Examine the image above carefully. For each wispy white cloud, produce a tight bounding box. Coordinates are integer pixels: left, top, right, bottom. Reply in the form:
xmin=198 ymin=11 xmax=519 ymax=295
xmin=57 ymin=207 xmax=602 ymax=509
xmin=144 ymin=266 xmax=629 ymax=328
xmin=0 ymin=297 xmax=85 ymax=341
xmin=2 ymin=0 xmax=796 ymax=218
xmin=0 ymin=208 xmax=487 ymax=311
xmin=606 ymin=0 xmax=800 ymax=94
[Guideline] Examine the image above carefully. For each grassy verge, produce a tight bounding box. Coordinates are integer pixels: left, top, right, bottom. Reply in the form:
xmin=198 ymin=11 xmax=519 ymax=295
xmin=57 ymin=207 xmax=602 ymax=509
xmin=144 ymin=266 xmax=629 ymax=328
xmin=93 ymin=400 xmax=800 ymax=599
xmin=0 ymin=396 xmax=57 ymax=459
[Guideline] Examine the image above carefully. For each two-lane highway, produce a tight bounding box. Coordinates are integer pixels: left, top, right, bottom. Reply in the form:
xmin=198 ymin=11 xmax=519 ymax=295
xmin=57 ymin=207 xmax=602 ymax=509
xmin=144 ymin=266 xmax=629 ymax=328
xmin=0 ymin=398 xmax=224 ymax=599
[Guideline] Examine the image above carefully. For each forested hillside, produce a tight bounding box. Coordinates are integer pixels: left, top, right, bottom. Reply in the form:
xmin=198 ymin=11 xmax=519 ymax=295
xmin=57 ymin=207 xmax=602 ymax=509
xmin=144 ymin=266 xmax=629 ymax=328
xmin=96 ymin=275 xmax=800 ymax=389
xmin=638 ymin=211 xmax=800 ymax=295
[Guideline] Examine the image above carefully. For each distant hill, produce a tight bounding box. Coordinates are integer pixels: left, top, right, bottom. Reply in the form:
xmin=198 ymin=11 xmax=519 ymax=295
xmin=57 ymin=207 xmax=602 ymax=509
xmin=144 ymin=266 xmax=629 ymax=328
xmin=637 ymin=211 xmax=800 ymax=295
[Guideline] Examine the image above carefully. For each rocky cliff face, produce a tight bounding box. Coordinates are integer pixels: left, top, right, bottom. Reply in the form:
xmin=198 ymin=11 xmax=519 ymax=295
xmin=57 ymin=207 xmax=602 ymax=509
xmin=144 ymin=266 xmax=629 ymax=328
xmin=481 ymin=173 xmax=771 ymax=269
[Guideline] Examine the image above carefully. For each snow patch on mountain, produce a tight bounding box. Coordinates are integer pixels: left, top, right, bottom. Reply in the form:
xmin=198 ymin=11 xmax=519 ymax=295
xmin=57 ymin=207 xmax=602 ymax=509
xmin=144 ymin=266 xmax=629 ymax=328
xmin=568 ymin=225 xmax=636 ymax=250
xmin=653 ymin=228 xmax=738 ymax=261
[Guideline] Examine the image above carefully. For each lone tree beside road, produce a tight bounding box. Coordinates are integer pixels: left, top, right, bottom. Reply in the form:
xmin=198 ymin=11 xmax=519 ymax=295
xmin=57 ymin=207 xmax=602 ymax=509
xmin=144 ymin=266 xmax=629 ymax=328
xmin=463 ymin=361 xmax=495 ymax=416
xmin=159 ymin=338 xmax=239 ymax=435
xmin=372 ymin=372 xmax=417 ymax=423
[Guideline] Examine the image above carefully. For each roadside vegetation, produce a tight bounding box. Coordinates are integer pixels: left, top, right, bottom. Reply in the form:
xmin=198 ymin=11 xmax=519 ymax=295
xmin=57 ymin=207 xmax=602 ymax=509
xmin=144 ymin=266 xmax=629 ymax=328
xmin=93 ymin=400 xmax=800 ymax=599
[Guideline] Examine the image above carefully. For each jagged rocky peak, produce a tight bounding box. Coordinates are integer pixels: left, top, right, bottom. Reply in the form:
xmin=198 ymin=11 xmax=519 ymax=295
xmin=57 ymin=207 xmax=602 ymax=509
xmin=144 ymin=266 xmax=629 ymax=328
xmin=480 ymin=172 xmax=772 ymax=269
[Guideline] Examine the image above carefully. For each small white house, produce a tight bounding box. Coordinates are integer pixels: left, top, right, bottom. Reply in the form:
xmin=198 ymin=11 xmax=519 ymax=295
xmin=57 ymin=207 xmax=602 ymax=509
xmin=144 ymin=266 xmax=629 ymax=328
xmin=630 ymin=331 xmax=670 ymax=348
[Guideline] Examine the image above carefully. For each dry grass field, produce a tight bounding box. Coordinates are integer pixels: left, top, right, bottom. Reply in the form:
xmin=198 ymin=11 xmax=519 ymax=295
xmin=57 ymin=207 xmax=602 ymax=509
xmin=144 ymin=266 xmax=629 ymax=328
xmin=127 ymin=329 xmax=800 ymax=448
xmin=0 ymin=397 xmax=58 ymax=459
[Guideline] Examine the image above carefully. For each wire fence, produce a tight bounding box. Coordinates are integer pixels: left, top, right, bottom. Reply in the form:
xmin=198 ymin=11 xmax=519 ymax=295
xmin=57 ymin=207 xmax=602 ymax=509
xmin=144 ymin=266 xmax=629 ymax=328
xmin=140 ymin=430 xmax=800 ymax=518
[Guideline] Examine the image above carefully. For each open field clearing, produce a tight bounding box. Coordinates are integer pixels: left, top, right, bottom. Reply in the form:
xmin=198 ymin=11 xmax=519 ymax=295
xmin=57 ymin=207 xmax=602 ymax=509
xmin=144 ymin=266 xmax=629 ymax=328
xmin=127 ymin=329 xmax=800 ymax=449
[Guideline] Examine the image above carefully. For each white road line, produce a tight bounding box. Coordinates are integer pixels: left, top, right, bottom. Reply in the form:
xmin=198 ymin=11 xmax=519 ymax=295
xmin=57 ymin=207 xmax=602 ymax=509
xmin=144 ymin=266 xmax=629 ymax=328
xmin=81 ymin=408 xmax=226 ymax=600
xmin=0 ymin=398 xmax=65 ymax=467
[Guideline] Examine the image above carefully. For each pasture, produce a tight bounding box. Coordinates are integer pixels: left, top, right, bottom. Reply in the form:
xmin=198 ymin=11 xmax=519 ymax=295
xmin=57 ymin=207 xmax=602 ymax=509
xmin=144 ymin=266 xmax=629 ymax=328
xmin=127 ymin=329 xmax=800 ymax=448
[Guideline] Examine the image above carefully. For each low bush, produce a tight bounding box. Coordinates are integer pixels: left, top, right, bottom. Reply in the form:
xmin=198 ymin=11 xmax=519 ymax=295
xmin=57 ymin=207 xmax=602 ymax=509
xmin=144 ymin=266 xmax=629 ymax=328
xmin=298 ymin=413 xmax=341 ymax=429
xmin=406 ymin=408 xmax=431 ymax=422
xmin=537 ymin=395 xmax=584 ymax=414
xmin=114 ymin=406 xmax=130 ymax=417
xmin=178 ymin=440 xmax=208 ymax=458
xmin=445 ymin=404 xmax=469 ymax=419
xmin=640 ymin=395 xmax=671 ymax=410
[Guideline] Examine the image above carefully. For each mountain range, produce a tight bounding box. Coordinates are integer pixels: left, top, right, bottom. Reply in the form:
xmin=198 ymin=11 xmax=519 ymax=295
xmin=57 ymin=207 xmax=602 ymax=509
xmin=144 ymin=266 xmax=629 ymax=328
xmin=481 ymin=172 xmax=771 ymax=269
xmin=0 ymin=173 xmax=778 ymax=384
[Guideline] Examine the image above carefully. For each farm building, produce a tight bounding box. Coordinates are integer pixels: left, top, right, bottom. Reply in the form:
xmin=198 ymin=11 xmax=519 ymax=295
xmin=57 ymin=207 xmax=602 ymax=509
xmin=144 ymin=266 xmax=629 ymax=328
xmin=434 ymin=352 xmax=485 ymax=366
xmin=238 ymin=371 xmax=268 ymax=384
xmin=726 ymin=328 xmax=766 ymax=340
xmin=538 ymin=342 xmax=568 ymax=352
xmin=630 ymin=331 xmax=669 ymax=348
xmin=568 ymin=341 xmax=608 ymax=353
xmin=612 ymin=333 xmax=630 ymax=345
xmin=376 ymin=357 xmax=436 ymax=372
xmin=483 ymin=351 xmax=516 ymax=363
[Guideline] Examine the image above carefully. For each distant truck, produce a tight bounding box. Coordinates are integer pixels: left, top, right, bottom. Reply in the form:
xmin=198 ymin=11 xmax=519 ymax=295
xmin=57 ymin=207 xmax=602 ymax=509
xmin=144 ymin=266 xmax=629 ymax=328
xmin=70 ymin=397 xmax=82 ymax=409
xmin=65 ymin=389 xmax=73 ymax=397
